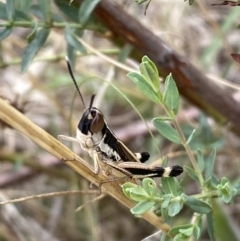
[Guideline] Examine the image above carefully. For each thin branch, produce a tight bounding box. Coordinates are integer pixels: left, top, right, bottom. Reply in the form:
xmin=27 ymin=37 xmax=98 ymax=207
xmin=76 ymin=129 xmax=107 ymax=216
xmin=0 ymin=190 xmax=99 ymax=205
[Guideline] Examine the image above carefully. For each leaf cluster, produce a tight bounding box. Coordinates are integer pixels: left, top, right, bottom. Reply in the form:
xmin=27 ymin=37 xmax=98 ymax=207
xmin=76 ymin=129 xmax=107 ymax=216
xmin=0 ymin=0 xmax=103 ymax=71
xmin=124 ymin=56 xmax=240 ymax=240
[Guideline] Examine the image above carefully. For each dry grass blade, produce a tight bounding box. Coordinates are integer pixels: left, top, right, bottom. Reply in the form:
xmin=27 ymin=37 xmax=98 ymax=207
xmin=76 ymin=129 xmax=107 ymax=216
xmin=0 ymin=190 xmax=99 ymax=205
xmin=0 ymin=98 xmax=171 ymax=233
xmin=75 ymin=194 xmax=105 ymax=212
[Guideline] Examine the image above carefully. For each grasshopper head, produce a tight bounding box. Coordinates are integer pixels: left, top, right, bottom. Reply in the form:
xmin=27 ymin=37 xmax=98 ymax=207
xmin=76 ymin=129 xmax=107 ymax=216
xmin=77 ymin=95 xmax=106 ymax=149
xmin=78 ymin=107 xmax=105 ymax=135
xmin=77 ymin=106 xmax=105 ymax=149
xmin=78 ymin=95 xmax=105 ymax=135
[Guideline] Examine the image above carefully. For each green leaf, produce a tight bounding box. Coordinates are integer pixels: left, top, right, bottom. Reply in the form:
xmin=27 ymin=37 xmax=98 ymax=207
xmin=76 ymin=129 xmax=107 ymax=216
xmin=167 ymin=194 xmax=186 ymax=217
xmin=221 ymin=193 xmax=234 ymax=203
xmin=197 ymin=149 xmax=205 ymax=172
xmin=0 ymin=2 xmax=7 ymax=20
xmin=204 ymin=177 xmax=217 ymax=190
xmin=122 ymin=183 xmax=149 ymax=202
xmin=6 ymin=0 xmax=15 ymax=21
xmin=0 ymin=27 xmax=12 ymax=41
xmin=127 ymin=72 xmax=160 ymax=103
xmin=122 ymin=182 xmax=138 ymax=199
xmin=129 ymin=187 xmax=149 ymax=202
xmin=186 ymin=129 xmax=196 ymax=145
xmin=37 ymin=0 xmax=52 ymax=23
xmin=168 ymin=201 xmax=182 ymax=217
xmin=152 ymin=118 xmax=181 ymax=144
xmin=21 ymin=28 xmax=50 ymax=73
xmin=179 ymin=227 xmax=194 ymax=236
xmin=142 ymin=56 xmax=159 ymax=84
xmin=52 ymin=13 xmax=64 ymax=23
xmin=140 ymin=56 xmax=160 ymax=94
xmin=130 ymin=200 xmax=155 ymax=215
xmin=193 ymin=217 xmax=202 ymax=239
xmin=54 ymin=1 xmax=79 ymax=22
xmin=179 ymin=193 xmax=188 ymax=203
xmin=67 ymin=43 xmax=76 ymax=69
xmin=160 ymin=203 xmax=170 ymax=221
xmin=78 ymin=0 xmax=101 ymax=25
xmin=220 ymin=177 xmax=228 ymax=186
xmin=163 ymin=73 xmax=179 ymax=116
xmin=205 ymin=149 xmax=216 ymax=181
xmin=233 ymin=179 xmax=240 ymax=195
xmin=186 ymin=197 xmax=212 ymax=214
xmin=217 ymin=177 xmax=237 ymax=203
xmin=212 ymin=175 xmax=220 ymax=186
xmin=169 ymin=224 xmax=193 ymax=236
xmin=142 ymin=178 xmax=157 ymax=197
xmin=184 ymin=166 xmax=199 ymax=182
xmin=29 ymin=4 xmax=44 ymax=19
xmin=173 ymin=233 xmax=190 ymax=241
xmin=4 ymin=2 xmax=32 ymax=21
xmin=27 ymin=22 xmax=38 ymax=43
xmin=16 ymin=0 xmax=31 ymax=13
xmin=161 ymin=177 xmax=178 ymax=196
xmin=0 ymin=2 xmax=31 ymax=21
xmin=161 ymin=194 xmax=171 ymax=208
xmin=15 ymin=9 xmax=32 ymax=21
xmin=206 ymin=212 xmax=216 ymax=241
xmin=65 ymin=25 xmax=86 ymax=55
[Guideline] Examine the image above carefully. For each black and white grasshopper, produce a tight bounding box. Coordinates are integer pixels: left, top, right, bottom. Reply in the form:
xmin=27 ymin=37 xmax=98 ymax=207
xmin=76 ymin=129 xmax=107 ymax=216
xmin=58 ymin=58 xmax=183 ymax=183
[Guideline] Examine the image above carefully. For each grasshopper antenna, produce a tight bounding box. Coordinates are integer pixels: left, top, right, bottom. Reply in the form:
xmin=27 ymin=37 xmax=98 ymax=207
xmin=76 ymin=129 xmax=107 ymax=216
xmin=65 ymin=56 xmax=86 ymax=110
xmin=88 ymin=94 xmax=95 ymax=111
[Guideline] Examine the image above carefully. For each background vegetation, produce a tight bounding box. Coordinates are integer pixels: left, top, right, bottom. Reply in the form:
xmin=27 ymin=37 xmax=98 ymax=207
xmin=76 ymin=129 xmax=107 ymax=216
xmin=0 ymin=0 xmax=240 ymax=240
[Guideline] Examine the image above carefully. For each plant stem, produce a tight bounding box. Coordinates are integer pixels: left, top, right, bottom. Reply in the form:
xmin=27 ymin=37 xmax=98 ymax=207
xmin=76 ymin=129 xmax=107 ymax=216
xmin=0 ymin=49 xmax=120 ymax=68
xmin=163 ymin=105 xmax=205 ymax=186
xmin=174 ymin=120 xmax=205 ymax=186
xmin=0 ymin=21 xmax=103 ymax=31
xmin=192 ymin=190 xmax=218 ymax=199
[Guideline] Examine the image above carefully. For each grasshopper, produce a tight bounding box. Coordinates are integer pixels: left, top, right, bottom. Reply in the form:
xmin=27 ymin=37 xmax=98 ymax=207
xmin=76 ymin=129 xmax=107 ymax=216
xmin=58 ymin=58 xmax=183 ymax=183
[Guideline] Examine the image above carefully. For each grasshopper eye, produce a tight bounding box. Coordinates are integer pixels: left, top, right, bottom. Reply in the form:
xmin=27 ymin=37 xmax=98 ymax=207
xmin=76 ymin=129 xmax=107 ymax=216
xmin=90 ymin=111 xmax=105 ymax=133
